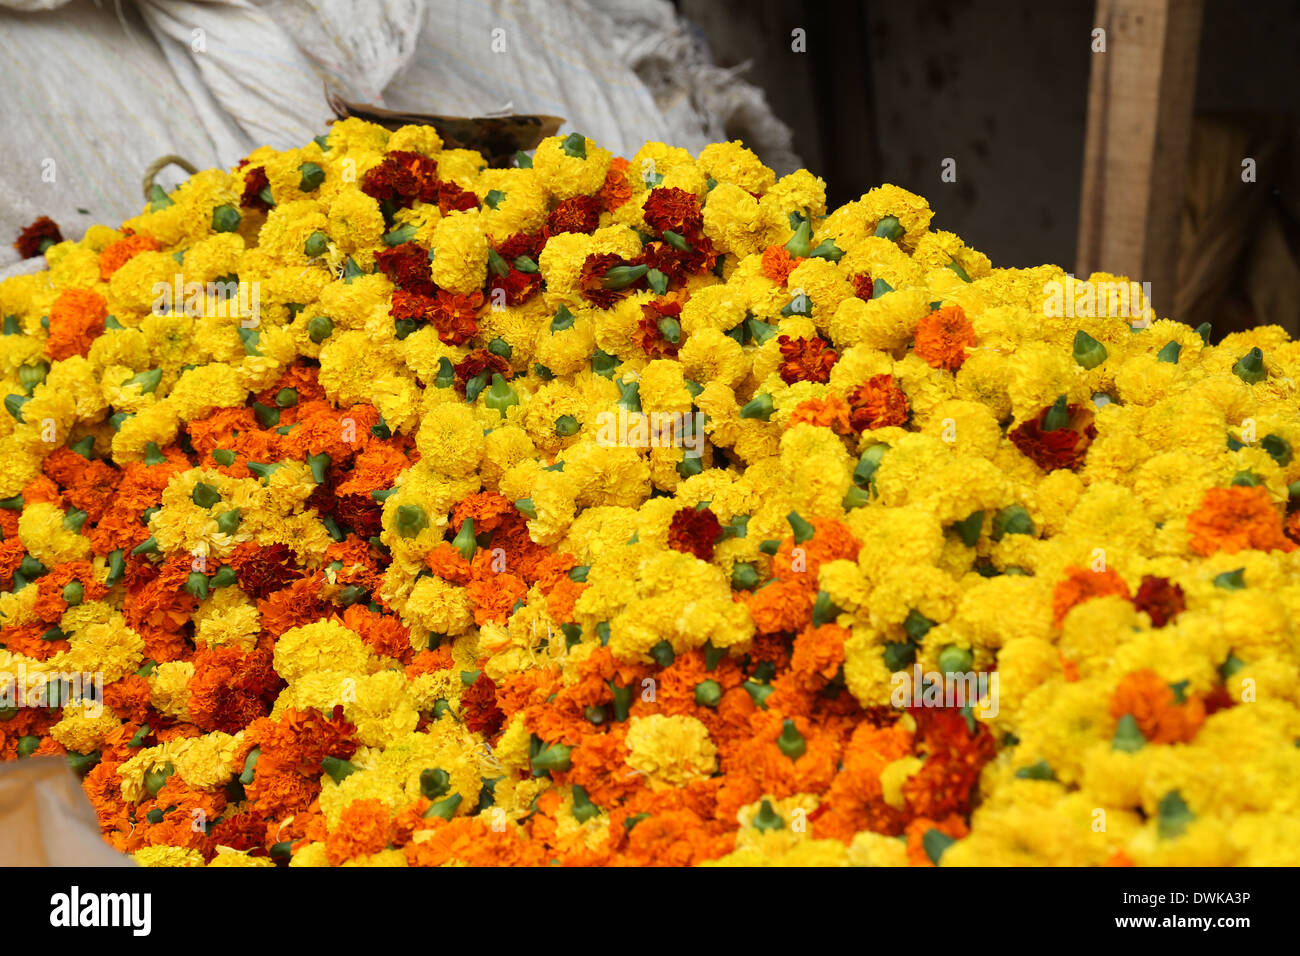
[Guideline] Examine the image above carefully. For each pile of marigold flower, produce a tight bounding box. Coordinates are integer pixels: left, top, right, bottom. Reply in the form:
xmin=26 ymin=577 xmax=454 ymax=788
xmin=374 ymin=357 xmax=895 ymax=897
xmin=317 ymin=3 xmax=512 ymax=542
xmin=2 ymin=120 xmax=1299 ymax=867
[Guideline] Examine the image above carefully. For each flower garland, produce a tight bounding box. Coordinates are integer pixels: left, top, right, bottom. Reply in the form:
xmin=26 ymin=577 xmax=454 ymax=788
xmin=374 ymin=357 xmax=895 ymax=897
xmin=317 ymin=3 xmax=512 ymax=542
xmin=1 ymin=121 xmax=1299 ymax=867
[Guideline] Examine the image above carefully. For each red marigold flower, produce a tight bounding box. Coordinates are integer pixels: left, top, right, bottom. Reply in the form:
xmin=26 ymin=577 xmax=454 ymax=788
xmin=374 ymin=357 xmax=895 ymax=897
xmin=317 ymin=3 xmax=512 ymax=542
xmin=667 ymin=506 xmax=723 ymax=561
xmin=461 ymin=672 xmax=506 ymax=737
xmin=436 ymin=179 xmax=480 ymax=214
xmin=760 ymin=244 xmax=802 ymax=286
xmin=495 ymin=232 xmax=544 ymax=261
xmin=454 ymin=349 xmax=511 ymax=393
xmin=375 ymin=242 xmax=434 ymax=294
xmin=545 ymin=195 xmax=602 ymax=237
xmin=851 ymin=272 xmax=874 ymax=300
xmin=913 ymin=304 xmax=976 ymax=370
xmin=332 ymin=491 xmax=384 ymax=539
xmin=579 ymin=252 xmax=640 ymax=308
xmin=229 ymin=542 xmax=301 ymax=599
xmin=429 ymin=289 xmax=482 ymax=345
xmin=14 ymin=216 xmax=62 ymax=259
xmin=1131 ymin=575 xmax=1185 ymax=627
xmin=361 ymin=150 xmax=440 ymax=207
xmin=847 ymin=374 xmax=909 ymax=430
xmin=240 ymin=166 xmax=273 ymax=211
xmin=643 ymin=186 xmax=704 ymax=237
xmin=1009 ymin=403 xmax=1097 ymax=472
xmin=488 ymin=266 xmax=542 ymax=307
xmin=636 ymin=233 xmax=720 ymax=283
xmin=391 ymin=289 xmax=481 ymax=345
xmin=636 ymin=297 xmax=683 ymax=358
xmin=777 ymin=335 xmax=838 ymax=384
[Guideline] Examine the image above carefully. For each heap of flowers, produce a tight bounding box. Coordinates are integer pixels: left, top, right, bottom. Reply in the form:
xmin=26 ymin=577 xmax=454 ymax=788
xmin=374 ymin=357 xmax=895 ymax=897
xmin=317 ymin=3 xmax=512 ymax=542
xmin=2 ymin=121 xmax=1299 ymax=867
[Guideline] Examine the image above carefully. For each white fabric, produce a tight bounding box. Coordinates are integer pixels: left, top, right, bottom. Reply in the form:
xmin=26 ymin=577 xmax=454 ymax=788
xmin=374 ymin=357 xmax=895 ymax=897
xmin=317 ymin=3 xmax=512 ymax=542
xmin=0 ymin=0 xmax=797 ymax=276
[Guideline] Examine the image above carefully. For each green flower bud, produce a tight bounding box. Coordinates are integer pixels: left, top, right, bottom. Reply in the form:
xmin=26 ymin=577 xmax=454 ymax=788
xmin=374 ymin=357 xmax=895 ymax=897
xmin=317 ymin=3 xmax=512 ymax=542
xmin=784 ymin=219 xmax=812 ymax=257
xmin=130 ymin=536 xmax=159 ymax=557
xmin=1155 ymin=340 xmax=1181 ymax=363
xmin=731 ymin=562 xmax=760 ymax=591
xmin=937 ymin=644 xmax=973 ymax=674
xmin=1233 ymin=347 xmax=1266 ymax=384
xmin=183 ymin=572 xmax=209 ymax=601
xmin=216 ymin=509 xmax=242 ymax=535
xmin=555 ymin=414 xmax=580 ymax=436
xmin=777 ymin=719 xmax=806 ymax=760
xmin=307 ymin=452 xmax=330 ymax=484
xmin=873 ymin=215 xmax=904 ymax=240
xmin=62 ymin=508 xmax=89 ymax=532
xmin=420 ymin=768 xmax=451 ymax=801
xmin=742 ymin=680 xmax=774 ymax=709
xmin=952 ymin=510 xmax=984 ymax=547
xmin=601 ymin=264 xmax=648 ymax=290
xmin=992 ymin=505 xmax=1035 ymax=540
xmin=752 ymin=798 xmax=784 ymax=832
xmin=514 ymin=497 xmax=537 ymax=520
xmin=662 ymin=230 xmax=691 ymax=252
xmin=212 ymin=448 xmax=236 ymax=467
xmin=739 ymin=393 xmax=774 ymax=420
xmin=1112 ymin=713 xmax=1146 ymax=752
xmin=1041 ymin=394 xmax=1070 ymax=432
xmin=452 ymin=517 xmax=476 ymax=560
xmin=320 ymin=756 xmax=360 ymax=784
xmin=530 ymin=742 xmax=572 ymax=774
xmin=649 ymin=640 xmax=674 ymax=667
xmin=17 ymin=735 xmax=41 ymax=758
xmin=423 ymin=793 xmax=463 ymax=820
xmin=787 ymin=511 xmax=815 ymax=544
xmin=212 ymin=205 xmax=241 ymax=233
xmin=571 ymin=785 xmax=600 ymax=823
xmin=1072 ymin=330 xmax=1108 ymax=369
xmin=211 ymin=566 xmax=238 ymax=588
xmin=191 ymin=482 xmax=221 ymax=508
xmin=144 ymin=762 xmax=175 ymax=796
xmin=62 ymin=581 xmax=84 ymax=606
xmin=694 ymin=679 xmax=722 ymax=708
xmin=298 ymin=161 xmax=325 ymax=191
xmin=396 ymin=504 xmax=428 ymax=538
xmin=307 ymin=314 xmax=334 ymax=344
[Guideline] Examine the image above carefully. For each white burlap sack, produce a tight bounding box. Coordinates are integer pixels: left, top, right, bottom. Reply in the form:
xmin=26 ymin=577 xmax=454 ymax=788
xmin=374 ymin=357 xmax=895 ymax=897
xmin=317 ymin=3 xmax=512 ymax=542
xmin=0 ymin=0 xmax=796 ymax=275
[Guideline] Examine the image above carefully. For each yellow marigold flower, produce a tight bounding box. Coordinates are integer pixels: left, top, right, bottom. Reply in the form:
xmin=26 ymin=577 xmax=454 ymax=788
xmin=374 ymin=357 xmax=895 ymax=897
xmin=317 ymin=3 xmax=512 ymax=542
xmin=625 ymin=714 xmax=717 ymax=788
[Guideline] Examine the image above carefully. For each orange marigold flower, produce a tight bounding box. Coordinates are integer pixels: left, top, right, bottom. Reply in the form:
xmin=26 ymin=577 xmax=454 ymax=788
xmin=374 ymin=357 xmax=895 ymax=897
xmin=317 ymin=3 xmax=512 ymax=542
xmin=760 ymin=244 xmax=803 ymax=286
xmin=1186 ymin=485 xmax=1295 ymax=557
xmin=425 ymin=542 xmax=473 ymax=584
xmin=466 ymin=571 xmax=528 ymax=625
xmin=325 ymin=798 xmax=393 ymax=865
xmin=598 ymin=157 xmax=633 ymax=211
xmin=99 ymin=233 xmax=160 ymax=280
xmin=905 ymin=814 xmax=968 ymax=866
xmin=777 ymin=335 xmax=838 ymax=384
xmin=1110 ymin=669 xmax=1206 ymax=745
xmin=452 ymin=491 xmax=516 ymax=535
xmin=46 ymin=288 xmax=107 ymax=361
xmin=745 ymin=577 xmax=817 ymax=635
xmin=851 ymin=271 xmax=874 ymax=300
xmin=1051 ymin=565 xmax=1130 ymax=627
xmin=912 ymin=304 xmax=976 ymax=370
xmin=787 ymin=394 xmax=853 ymax=434
xmin=846 ymin=374 xmax=908 ymax=430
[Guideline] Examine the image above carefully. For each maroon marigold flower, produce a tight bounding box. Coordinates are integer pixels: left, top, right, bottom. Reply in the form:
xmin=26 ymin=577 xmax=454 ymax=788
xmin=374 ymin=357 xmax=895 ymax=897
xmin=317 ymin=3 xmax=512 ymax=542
xmin=13 ymin=216 xmax=63 ymax=259
xmin=667 ymin=506 xmax=722 ymax=561
xmin=642 ymin=186 xmax=704 ymax=237
xmin=488 ymin=267 xmax=542 ymax=307
xmin=436 ymin=179 xmax=480 ymax=214
xmin=1009 ymin=402 xmax=1097 ymax=472
xmin=778 ymin=335 xmax=838 ymax=384
xmin=332 ymin=492 xmax=384 ymax=539
xmin=851 ymin=272 xmax=874 ymax=300
xmin=375 ymin=242 xmax=434 ymax=294
xmin=1132 ymin=575 xmax=1186 ymax=627
xmin=579 ymin=252 xmax=642 ymax=308
xmin=454 ymin=349 xmax=511 ymax=393
xmin=240 ymin=166 xmax=273 ymax=211
xmin=461 ymin=672 xmax=506 ymax=737
xmin=229 ymin=542 xmax=301 ymax=599
xmin=545 ymin=195 xmax=602 ymax=237
xmin=636 ymin=298 xmax=683 ymax=358
xmin=361 ymin=150 xmax=440 ymax=207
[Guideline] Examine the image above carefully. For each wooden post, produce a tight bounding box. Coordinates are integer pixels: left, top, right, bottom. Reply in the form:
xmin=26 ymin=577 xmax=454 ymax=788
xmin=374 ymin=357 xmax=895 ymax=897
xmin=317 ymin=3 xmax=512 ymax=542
xmin=1075 ymin=0 xmax=1204 ymax=318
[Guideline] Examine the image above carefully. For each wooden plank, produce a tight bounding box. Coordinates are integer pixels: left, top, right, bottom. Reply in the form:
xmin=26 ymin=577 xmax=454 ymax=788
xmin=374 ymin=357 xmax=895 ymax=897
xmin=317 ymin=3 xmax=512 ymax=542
xmin=1076 ymin=0 xmax=1204 ymax=318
